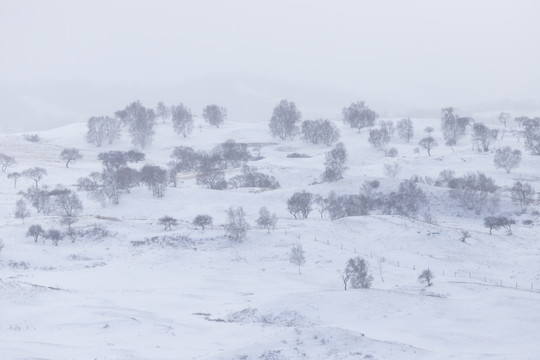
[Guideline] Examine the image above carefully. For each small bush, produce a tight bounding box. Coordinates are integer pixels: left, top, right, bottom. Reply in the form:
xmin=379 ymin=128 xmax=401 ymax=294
xmin=8 ymin=261 xmax=30 ymax=270
xmin=77 ymin=225 xmax=110 ymax=240
xmin=418 ymin=269 xmax=434 ymax=286
xmin=24 ymin=134 xmax=41 ymax=142
xmin=385 ymin=147 xmax=398 ymax=157
xmin=287 ymin=153 xmax=310 ymax=158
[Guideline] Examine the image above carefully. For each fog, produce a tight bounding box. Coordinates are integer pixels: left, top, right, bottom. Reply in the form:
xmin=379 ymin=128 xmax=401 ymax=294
xmin=1 ymin=0 xmax=539 ymax=132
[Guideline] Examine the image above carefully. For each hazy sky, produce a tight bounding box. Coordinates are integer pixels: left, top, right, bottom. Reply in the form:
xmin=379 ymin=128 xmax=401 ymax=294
xmin=1 ymin=0 xmax=540 ymax=130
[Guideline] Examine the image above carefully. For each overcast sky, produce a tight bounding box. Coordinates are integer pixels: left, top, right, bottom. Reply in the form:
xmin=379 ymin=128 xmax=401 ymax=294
xmin=1 ymin=0 xmax=539 ymax=130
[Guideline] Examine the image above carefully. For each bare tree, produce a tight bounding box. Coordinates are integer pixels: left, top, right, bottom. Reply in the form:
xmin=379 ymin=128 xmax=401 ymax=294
xmin=301 ymin=119 xmax=340 ymax=146
xmin=15 ymin=199 xmax=30 ymax=223
xmin=202 ymin=104 xmax=227 ymax=128
xmin=418 ymin=136 xmax=438 ymax=156
xmin=510 ymin=182 xmax=535 ymax=211
xmin=494 ymin=146 xmax=521 ymax=173
xmin=170 ymin=146 xmax=200 ymax=173
xmin=384 ymin=180 xmax=428 ymax=217
xmin=60 ymin=148 xmax=83 ymax=168
xmin=20 ymin=185 xmax=52 ymax=214
xmin=522 ymin=117 xmax=540 ymax=155
xmin=224 ymin=207 xmax=249 ymax=242
xmin=322 ymin=142 xmax=348 ymax=182
xmin=155 ymin=101 xmax=171 ymax=123
xmin=449 ymin=172 xmax=499 ymax=214
xmin=396 ymin=118 xmax=414 ymax=142
xmin=342 ymin=101 xmax=378 ymax=130
xmin=287 ymin=191 xmax=316 ymax=219
xmin=22 ymin=167 xmax=47 ymax=188
xmin=7 ymin=172 xmax=21 ymax=188
xmin=289 ymin=245 xmax=306 ymax=274
xmin=228 ymin=165 xmax=280 ymax=189
xmin=498 ymin=112 xmax=511 ymax=128
xmin=314 ymin=194 xmax=330 ymax=218
xmin=196 ymin=170 xmax=227 ymax=189
xmin=46 ymin=229 xmax=63 ymax=246
xmin=0 ymin=153 xmax=15 ymax=172
xmin=326 ymin=191 xmax=370 ymax=220
xmin=115 ymin=101 xmax=156 ymax=148
xmin=418 ymin=269 xmax=434 ymax=286
xmin=472 ymin=123 xmax=498 ymax=152
xmin=26 ymin=224 xmax=45 ymax=243
xmin=344 ymin=257 xmax=373 ymax=289
xmin=171 ymin=103 xmax=194 ymax=137
xmin=159 ymin=216 xmax=178 ymax=231
xmin=86 ymin=116 xmax=121 ymax=146
xmin=98 ymin=150 xmax=145 ymax=171
xmin=484 ymin=216 xmax=515 ymax=235
xmin=140 ymin=165 xmax=168 ymax=197
xmin=368 ymin=127 xmax=390 ymax=149
xmin=440 ymin=107 xmax=471 ymax=149
xmin=193 ymin=214 xmax=213 ymax=231
xmin=213 ymin=139 xmax=250 ymax=167
xmin=51 ymin=187 xmax=83 ymax=217
xmin=269 ymin=99 xmax=301 ymax=140
xmin=384 ymin=162 xmax=401 ymax=179
xmin=256 ymin=206 xmax=278 ymax=233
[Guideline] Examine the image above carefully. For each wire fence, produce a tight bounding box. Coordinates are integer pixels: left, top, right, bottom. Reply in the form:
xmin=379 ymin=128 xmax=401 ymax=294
xmin=286 ymin=230 xmax=539 ymax=294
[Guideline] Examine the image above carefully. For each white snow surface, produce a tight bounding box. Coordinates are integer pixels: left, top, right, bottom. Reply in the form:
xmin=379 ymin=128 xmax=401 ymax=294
xmin=1 ymin=117 xmax=539 ymax=359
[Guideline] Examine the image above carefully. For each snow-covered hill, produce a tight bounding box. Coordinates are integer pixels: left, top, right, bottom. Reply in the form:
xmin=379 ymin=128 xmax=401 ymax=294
xmin=1 ymin=115 xmax=539 ymax=359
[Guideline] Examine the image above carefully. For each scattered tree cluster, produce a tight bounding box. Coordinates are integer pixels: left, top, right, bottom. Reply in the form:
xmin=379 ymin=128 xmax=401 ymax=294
xmin=436 ymin=170 xmax=499 ymax=214
xmin=86 ymin=116 xmax=121 ymax=146
xmin=472 ymin=122 xmax=498 ymax=152
xmin=440 ymin=107 xmax=471 ymax=149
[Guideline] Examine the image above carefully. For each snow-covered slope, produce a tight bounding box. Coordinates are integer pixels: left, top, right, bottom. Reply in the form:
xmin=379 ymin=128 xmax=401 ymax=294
xmin=1 ymin=116 xmax=539 ymax=359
